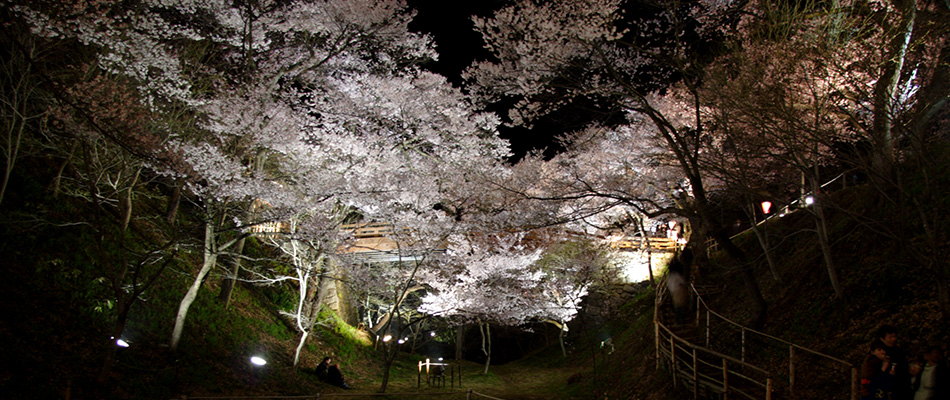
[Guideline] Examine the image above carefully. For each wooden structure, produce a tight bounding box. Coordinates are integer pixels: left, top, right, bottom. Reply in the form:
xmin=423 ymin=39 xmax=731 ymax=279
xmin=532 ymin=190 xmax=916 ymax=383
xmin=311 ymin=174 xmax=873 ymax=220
xmin=417 ymin=359 xmax=461 ymax=389
xmin=611 ymin=236 xmax=680 ymax=252
xmin=655 ymin=280 xmax=857 ymax=399
xmin=337 ymin=222 xmax=443 ymax=263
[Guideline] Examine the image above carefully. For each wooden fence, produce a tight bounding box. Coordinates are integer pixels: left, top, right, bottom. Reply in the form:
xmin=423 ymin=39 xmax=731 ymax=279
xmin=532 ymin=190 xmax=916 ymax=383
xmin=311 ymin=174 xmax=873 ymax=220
xmin=691 ymin=284 xmax=858 ymax=399
xmin=655 ymin=280 xmax=858 ymax=399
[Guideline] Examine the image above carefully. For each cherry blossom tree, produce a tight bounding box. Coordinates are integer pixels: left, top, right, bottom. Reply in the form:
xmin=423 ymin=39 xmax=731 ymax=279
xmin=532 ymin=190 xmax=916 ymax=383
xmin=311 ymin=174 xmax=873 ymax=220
xmin=418 ymin=231 xmax=589 ymax=374
xmin=463 ymin=0 xmax=770 ymax=324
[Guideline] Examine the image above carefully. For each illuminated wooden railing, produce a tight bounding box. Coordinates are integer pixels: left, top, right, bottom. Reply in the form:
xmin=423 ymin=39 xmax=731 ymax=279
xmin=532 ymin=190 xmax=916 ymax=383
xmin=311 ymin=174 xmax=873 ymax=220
xmin=611 ymin=236 xmax=680 ymax=252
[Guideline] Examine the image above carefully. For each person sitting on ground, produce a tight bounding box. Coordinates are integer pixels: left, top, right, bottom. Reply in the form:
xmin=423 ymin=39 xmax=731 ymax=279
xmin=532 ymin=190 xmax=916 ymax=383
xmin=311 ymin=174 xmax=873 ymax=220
xmin=314 ymin=357 xmax=330 ymax=382
xmin=326 ymin=363 xmax=350 ymax=389
xmin=862 ymin=341 xmax=896 ymax=400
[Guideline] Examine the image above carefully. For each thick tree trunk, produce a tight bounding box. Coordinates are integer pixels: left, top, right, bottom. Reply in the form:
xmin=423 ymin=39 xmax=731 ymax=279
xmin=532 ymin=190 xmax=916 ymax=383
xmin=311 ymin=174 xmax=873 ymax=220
xmin=711 ymin=229 xmax=767 ymax=327
xmin=455 ymin=325 xmax=465 ymax=360
xmin=170 ymin=222 xmax=217 ymax=351
xmin=870 ymin=0 xmax=915 ymax=180
xmin=97 ymin=301 xmax=131 ymax=383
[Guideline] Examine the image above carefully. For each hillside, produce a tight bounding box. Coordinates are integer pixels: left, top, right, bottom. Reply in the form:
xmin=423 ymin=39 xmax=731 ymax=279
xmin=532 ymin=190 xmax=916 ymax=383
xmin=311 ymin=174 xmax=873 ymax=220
xmin=560 ymin=183 xmax=950 ymax=400
xmin=2 ymin=154 xmax=949 ymax=400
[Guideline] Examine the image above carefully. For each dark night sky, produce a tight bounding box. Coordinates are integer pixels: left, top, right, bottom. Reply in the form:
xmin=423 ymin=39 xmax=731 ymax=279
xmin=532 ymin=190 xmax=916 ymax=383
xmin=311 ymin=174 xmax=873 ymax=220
xmin=406 ymin=0 xmax=567 ymax=161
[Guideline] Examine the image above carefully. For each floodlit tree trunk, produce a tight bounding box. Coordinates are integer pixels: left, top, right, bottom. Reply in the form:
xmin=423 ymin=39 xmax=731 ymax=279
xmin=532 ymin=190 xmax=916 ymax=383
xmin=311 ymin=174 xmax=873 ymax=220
xmin=480 ymin=321 xmax=491 ymax=374
xmin=170 ymin=221 xmax=218 ymax=351
xmin=870 ymin=0 xmax=915 ymax=180
xmin=558 ymin=322 xmax=568 ymax=358
xmin=637 ymin=217 xmax=655 ymax=287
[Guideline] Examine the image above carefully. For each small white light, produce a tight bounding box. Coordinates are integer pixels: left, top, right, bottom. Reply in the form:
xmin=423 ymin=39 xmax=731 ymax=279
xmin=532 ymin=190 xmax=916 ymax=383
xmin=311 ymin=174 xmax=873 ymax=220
xmin=804 ymin=196 xmax=815 ymax=205
xmin=116 ymin=339 xmax=130 ymax=348
xmin=250 ymin=356 xmax=267 ymax=366
xmin=397 ymin=339 xmax=405 ymax=344
xmin=382 ymin=335 xmax=392 ymax=342
xmin=430 ymin=331 xmax=436 ymax=337
xmin=438 ymin=357 xmax=443 ymax=361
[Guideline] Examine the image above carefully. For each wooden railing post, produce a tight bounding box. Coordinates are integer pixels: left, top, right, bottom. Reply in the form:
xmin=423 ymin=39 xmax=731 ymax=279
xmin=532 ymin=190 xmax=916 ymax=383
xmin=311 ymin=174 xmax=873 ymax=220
xmin=705 ymin=310 xmax=711 ymax=347
xmin=852 ymin=367 xmax=858 ymax=400
xmin=789 ymin=345 xmax=795 ymax=397
xmin=766 ymin=377 xmax=773 ymax=400
xmin=655 ymin=323 xmax=660 ymax=370
xmin=671 ymin=335 xmax=677 ymax=387
xmin=722 ymin=359 xmax=729 ymax=400
xmin=741 ymin=328 xmax=746 ymax=363
xmin=693 ymin=349 xmax=699 ymax=400
xmin=696 ymin=296 xmax=701 ymax=327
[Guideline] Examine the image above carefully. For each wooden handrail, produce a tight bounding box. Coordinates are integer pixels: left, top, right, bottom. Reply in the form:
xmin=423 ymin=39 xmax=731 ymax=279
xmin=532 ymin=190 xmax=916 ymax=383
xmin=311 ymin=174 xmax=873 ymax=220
xmin=691 ymin=284 xmax=851 ymax=367
xmin=656 ymin=319 xmax=773 ymax=400
xmin=657 ymin=322 xmax=770 ymax=376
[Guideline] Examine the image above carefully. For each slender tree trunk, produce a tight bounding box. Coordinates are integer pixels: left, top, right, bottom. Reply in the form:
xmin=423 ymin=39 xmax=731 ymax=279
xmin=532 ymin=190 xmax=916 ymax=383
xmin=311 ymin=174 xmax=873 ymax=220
xmin=218 ymin=236 xmax=245 ymax=308
xmin=480 ymin=321 xmax=491 ymax=374
xmin=813 ymin=203 xmax=842 ymax=298
xmin=51 ymin=143 xmax=76 ymax=199
xmin=637 ymin=217 xmax=655 ymax=287
xmin=748 ymin=202 xmax=781 ymax=282
xmin=170 ymin=222 xmax=218 ymax=351
xmin=558 ymin=322 xmax=567 ymax=358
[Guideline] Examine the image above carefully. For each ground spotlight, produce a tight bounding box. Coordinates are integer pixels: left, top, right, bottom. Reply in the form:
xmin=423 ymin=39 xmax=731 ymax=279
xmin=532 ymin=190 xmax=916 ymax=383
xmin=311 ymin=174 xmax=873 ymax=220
xmin=382 ymin=334 xmax=392 ymax=342
xmin=116 ymin=339 xmax=130 ymax=348
xmin=250 ymin=356 xmax=267 ymax=366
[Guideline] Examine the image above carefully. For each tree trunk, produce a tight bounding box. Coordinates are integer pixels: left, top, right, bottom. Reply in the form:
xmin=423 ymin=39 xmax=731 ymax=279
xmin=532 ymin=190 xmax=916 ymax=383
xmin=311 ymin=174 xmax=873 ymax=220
xmin=170 ymin=222 xmax=217 ymax=351
xmin=480 ymin=321 xmax=491 ymax=374
xmin=637 ymin=217 xmax=655 ymax=287
xmin=813 ymin=203 xmax=842 ymax=298
xmin=711 ymin=229 xmax=767 ymax=327
xmin=748 ymin=203 xmax=781 ymax=282
xmin=97 ymin=300 xmax=131 ymax=383
xmin=165 ymin=178 xmax=181 ymax=225
xmin=455 ymin=324 xmax=465 ymax=361
xmin=558 ymin=322 xmax=567 ymax=358
xmin=293 ymin=330 xmax=309 ymax=369
xmin=870 ymin=0 xmax=915 ymax=180
xmin=217 ymin=236 xmax=245 ymax=308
